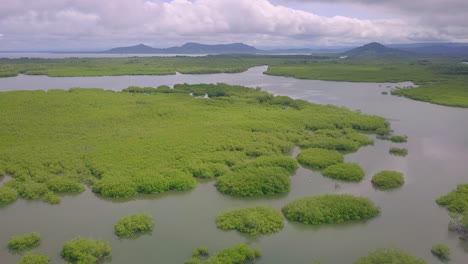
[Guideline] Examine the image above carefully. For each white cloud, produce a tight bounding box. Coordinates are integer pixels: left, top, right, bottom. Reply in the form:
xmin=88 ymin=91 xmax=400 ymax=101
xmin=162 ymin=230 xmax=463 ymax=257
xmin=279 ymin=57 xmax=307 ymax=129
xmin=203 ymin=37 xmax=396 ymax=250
xmin=0 ymin=0 xmax=465 ymax=50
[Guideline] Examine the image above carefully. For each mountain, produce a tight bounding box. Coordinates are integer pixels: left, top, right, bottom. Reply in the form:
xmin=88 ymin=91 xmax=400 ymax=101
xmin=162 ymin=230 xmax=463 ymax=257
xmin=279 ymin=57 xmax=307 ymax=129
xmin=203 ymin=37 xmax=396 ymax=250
xmin=105 ymin=44 xmax=160 ymax=53
xmin=343 ymin=42 xmax=412 ymax=58
xmin=103 ymin=42 xmax=259 ymax=54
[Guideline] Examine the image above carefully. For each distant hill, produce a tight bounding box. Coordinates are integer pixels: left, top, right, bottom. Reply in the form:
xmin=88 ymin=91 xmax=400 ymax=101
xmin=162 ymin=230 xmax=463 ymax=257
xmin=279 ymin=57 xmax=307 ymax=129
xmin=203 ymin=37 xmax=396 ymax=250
xmin=103 ymin=42 xmax=260 ymax=54
xmin=343 ymin=42 xmax=412 ymax=58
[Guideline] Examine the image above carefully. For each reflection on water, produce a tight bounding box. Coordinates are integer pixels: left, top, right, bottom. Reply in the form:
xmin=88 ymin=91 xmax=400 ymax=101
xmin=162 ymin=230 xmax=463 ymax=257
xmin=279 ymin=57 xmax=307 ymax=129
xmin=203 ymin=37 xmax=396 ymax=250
xmin=0 ymin=67 xmax=467 ymax=264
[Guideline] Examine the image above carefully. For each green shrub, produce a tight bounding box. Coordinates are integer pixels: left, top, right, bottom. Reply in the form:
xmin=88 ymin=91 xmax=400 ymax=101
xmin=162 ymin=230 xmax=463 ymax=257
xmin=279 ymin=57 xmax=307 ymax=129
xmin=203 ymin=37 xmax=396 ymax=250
xmin=390 ymin=135 xmax=408 ymax=143
xmin=282 ymin=194 xmax=379 ymax=225
xmin=193 ymin=247 xmax=210 ymax=257
xmin=321 ymin=163 xmax=365 ymax=181
xmin=216 ymin=206 xmax=284 ymax=235
xmin=371 ymin=171 xmax=404 ymax=190
xmin=43 ymin=192 xmax=61 ymax=204
xmin=215 ymin=167 xmax=290 ymax=196
xmin=431 ymin=244 xmax=450 ymax=259
xmin=17 ymin=253 xmax=50 ymax=264
xmin=300 ymin=136 xmax=360 ymax=152
xmin=114 ymin=213 xmax=154 ymax=238
xmin=296 ymin=148 xmax=344 ymax=169
xmin=8 ymin=232 xmax=41 ymax=250
xmin=389 ymin=147 xmax=408 ymax=156
xmin=15 ymin=181 xmax=49 ymax=200
xmin=185 ymin=244 xmax=261 ymax=264
xmin=46 ymin=177 xmax=85 ymax=193
xmin=61 ymin=237 xmax=111 ymax=264
xmin=353 ymin=248 xmax=427 ymax=264
xmin=436 ymin=184 xmax=468 ymax=213
xmin=0 ymin=187 xmax=18 ymax=204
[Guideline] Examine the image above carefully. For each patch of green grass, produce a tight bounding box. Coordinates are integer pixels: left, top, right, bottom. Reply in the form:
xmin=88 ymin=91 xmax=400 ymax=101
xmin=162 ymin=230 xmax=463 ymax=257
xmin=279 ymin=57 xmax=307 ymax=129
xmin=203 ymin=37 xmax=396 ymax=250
xmin=185 ymin=244 xmax=261 ymax=264
xmin=61 ymin=237 xmax=111 ymax=264
xmin=297 ymin=148 xmax=344 ymax=170
xmin=7 ymin=232 xmax=41 ymax=251
xmin=389 ymin=147 xmax=408 ymax=156
xmin=371 ymin=171 xmax=404 ymax=190
xmin=216 ymin=206 xmax=284 ymax=235
xmin=321 ymin=163 xmax=365 ymax=181
xmin=17 ymin=253 xmax=50 ymax=264
xmin=436 ymin=184 xmax=468 ymax=213
xmin=353 ymin=248 xmax=427 ymax=264
xmin=0 ymin=84 xmax=389 ymax=203
xmin=282 ymin=194 xmax=379 ymax=225
xmin=114 ymin=213 xmax=154 ymax=238
xmin=431 ymin=244 xmax=450 ymax=259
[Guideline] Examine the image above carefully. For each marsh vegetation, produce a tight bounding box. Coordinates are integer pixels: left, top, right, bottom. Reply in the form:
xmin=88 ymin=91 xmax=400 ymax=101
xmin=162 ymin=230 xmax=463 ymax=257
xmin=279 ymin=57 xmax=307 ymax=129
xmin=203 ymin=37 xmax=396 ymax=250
xmin=61 ymin=237 xmax=111 ymax=264
xmin=0 ymin=84 xmax=389 ymax=203
xmin=281 ymin=194 xmax=380 ymax=225
xmin=371 ymin=171 xmax=405 ymax=190
xmin=185 ymin=244 xmax=262 ymax=264
xmin=216 ymin=206 xmax=284 ymax=235
xmin=114 ymin=213 xmax=154 ymax=238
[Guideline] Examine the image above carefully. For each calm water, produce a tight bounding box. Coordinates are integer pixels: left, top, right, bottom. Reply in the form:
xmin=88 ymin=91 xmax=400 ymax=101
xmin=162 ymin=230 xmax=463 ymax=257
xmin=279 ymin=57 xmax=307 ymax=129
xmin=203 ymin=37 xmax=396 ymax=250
xmin=0 ymin=67 xmax=467 ymax=264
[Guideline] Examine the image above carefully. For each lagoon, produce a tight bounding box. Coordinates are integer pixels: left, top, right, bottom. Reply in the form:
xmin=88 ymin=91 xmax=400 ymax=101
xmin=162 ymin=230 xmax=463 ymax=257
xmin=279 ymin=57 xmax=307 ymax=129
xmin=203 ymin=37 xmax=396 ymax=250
xmin=0 ymin=66 xmax=467 ymax=264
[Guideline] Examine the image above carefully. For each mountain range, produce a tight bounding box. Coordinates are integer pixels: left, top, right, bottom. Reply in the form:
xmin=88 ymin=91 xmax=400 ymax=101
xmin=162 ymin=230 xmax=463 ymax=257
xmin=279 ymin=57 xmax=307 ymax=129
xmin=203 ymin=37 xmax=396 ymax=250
xmin=102 ymin=42 xmax=468 ymax=56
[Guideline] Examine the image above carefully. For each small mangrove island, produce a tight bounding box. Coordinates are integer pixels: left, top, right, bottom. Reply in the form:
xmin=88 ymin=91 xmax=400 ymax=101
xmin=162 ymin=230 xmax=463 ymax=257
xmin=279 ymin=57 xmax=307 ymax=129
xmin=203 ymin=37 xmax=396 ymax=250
xmin=321 ymin=163 xmax=365 ymax=181
xmin=61 ymin=237 xmax=111 ymax=264
xmin=114 ymin=213 xmax=154 ymax=238
xmin=7 ymin=232 xmax=41 ymax=251
xmin=185 ymin=244 xmax=262 ymax=264
xmin=282 ymin=194 xmax=380 ymax=225
xmin=216 ymin=206 xmax=284 ymax=235
xmin=371 ymin=171 xmax=405 ymax=190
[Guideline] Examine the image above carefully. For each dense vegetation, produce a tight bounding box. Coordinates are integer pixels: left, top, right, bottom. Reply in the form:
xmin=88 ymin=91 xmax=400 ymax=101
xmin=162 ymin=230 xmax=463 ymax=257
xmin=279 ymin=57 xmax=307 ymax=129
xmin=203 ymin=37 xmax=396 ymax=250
xmin=7 ymin=232 xmax=41 ymax=250
xmin=61 ymin=237 xmax=111 ymax=264
xmin=353 ymin=248 xmax=427 ymax=264
xmin=0 ymin=84 xmax=389 ymax=202
xmin=216 ymin=206 xmax=284 ymax=235
xmin=185 ymin=244 xmax=261 ymax=264
xmin=0 ymin=56 xmax=274 ymax=77
xmin=282 ymin=194 xmax=379 ymax=225
xmin=17 ymin=253 xmax=50 ymax=264
xmin=0 ymin=186 xmax=18 ymax=205
xmin=296 ymin=148 xmax=344 ymax=170
xmin=436 ymin=184 xmax=468 ymax=213
xmin=389 ymin=147 xmax=408 ymax=156
xmin=371 ymin=171 xmax=405 ymax=190
xmin=321 ymin=163 xmax=365 ymax=181
xmin=114 ymin=213 xmax=154 ymax=238
xmin=431 ymin=244 xmax=450 ymax=259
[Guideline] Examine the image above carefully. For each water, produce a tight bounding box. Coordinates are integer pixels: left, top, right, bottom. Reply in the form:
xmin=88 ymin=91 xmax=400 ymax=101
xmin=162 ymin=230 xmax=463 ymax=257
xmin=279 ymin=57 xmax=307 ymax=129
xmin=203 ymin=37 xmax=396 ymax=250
xmin=0 ymin=53 xmax=206 ymax=59
xmin=0 ymin=67 xmax=467 ymax=264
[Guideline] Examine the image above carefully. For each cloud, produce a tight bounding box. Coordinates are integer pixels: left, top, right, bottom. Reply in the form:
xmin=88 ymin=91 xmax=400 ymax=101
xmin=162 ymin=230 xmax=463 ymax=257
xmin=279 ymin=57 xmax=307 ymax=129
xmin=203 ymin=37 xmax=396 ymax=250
xmin=0 ymin=0 xmax=466 ymax=50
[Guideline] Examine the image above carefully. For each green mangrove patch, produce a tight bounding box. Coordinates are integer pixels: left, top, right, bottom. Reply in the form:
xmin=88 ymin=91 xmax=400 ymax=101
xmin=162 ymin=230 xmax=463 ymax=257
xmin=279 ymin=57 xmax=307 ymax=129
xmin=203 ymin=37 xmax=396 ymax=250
xmin=371 ymin=171 xmax=405 ymax=190
xmin=0 ymin=84 xmax=390 ymax=202
xmin=282 ymin=194 xmax=379 ymax=225
xmin=185 ymin=244 xmax=262 ymax=264
xmin=61 ymin=237 xmax=111 ymax=264
xmin=297 ymin=148 xmax=344 ymax=170
xmin=114 ymin=213 xmax=154 ymax=238
xmin=389 ymin=135 xmax=408 ymax=143
xmin=353 ymin=248 xmax=427 ymax=264
xmin=431 ymin=244 xmax=450 ymax=260
xmin=17 ymin=253 xmax=50 ymax=264
xmin=389 ymin=147 xmax=408 ymax=156
xmin=216 ymin=206 xmax=284 ymax=235
xmin=321 ymin=163 xmax=365 ymax=181
xmin=7 ymin=232 xmax=41 ymax=251
xmin=436 ymin=184 xmax=468 ymax=213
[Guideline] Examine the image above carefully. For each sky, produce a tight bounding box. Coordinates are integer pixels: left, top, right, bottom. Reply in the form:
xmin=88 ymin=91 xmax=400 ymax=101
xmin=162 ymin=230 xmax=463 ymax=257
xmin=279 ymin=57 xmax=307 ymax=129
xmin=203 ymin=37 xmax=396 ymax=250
xmin=0 ymin=0 xmax=467 ymax=51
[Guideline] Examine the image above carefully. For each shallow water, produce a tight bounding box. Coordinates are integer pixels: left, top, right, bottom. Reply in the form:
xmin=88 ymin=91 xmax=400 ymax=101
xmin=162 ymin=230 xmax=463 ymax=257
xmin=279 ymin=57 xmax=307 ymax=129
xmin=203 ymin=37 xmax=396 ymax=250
xmin=0 ymin=67 xmax=467 ymax=264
